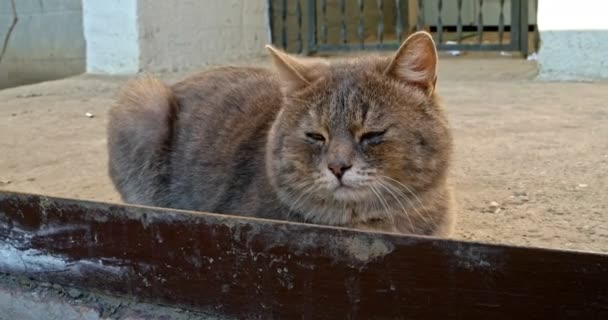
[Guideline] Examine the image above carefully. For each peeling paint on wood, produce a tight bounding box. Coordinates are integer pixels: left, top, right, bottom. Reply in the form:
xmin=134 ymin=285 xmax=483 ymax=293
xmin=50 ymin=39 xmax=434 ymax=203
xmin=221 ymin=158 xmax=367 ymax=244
xmin=0 ymin=191 xmax=607 ymax=319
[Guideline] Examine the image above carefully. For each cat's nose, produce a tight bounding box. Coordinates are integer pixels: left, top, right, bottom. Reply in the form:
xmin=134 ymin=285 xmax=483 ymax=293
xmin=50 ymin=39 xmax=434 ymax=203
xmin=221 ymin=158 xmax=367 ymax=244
xmin=328 ymin=162 xmax=352 ymax=179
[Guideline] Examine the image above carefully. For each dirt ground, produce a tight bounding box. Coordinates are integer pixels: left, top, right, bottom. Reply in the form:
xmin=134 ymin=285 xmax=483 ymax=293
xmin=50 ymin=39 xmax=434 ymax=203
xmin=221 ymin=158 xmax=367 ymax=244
xmin=0 ymin=57 xmax=607 ymax=254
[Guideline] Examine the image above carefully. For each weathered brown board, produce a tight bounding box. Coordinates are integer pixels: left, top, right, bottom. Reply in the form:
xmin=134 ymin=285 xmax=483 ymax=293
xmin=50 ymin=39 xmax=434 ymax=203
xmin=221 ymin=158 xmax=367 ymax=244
xmin=0 ymin=191 xmax=607 ymax=319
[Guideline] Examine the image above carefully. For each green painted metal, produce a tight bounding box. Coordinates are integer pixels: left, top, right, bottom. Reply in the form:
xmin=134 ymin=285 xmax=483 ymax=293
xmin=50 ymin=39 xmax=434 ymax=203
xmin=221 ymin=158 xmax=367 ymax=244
xmin=269 ymin=0 xmax=536 ymax=57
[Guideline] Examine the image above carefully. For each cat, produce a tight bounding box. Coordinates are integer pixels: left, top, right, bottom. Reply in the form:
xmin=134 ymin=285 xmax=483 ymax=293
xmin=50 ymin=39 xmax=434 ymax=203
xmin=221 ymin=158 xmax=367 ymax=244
xmin=107 ymin=31 xmax=455 ymax=237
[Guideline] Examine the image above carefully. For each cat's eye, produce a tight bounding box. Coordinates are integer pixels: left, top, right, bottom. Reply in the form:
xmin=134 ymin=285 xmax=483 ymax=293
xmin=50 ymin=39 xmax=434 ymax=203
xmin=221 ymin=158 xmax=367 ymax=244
xmin=306 ymin=132 xmax=326 ymax=143
xmin=360 ymin=130 xmax=386 ymax=145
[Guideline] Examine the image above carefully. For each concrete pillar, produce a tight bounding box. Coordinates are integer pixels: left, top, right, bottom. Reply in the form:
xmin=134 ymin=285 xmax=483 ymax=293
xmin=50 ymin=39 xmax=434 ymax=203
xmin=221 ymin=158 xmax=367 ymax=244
xmin=83 ymin=0 xmax=139 ymax=74
xmin=537 ymin=0 xmax=608 ymax=80
xmin=83 ymin=0 xmax=269 ymax=75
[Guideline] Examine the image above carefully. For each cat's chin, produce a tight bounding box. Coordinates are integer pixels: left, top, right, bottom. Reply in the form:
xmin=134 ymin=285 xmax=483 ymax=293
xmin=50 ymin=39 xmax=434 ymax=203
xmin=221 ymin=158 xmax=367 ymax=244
xmin=331 ymin=186 xmax=369 ymax=202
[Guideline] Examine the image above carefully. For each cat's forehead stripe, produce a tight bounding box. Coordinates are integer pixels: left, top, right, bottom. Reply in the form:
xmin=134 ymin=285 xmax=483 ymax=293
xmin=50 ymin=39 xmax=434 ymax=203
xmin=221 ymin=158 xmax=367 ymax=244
xmin=334 ymin=71 xmax=375 ymax=125
xmin=329 ymin=77 xmax=360 ymax=128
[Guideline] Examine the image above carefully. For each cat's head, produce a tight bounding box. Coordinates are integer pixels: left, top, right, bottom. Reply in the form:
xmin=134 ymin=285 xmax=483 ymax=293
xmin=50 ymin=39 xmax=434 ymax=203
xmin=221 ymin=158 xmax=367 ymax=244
xmin=266 ymin=32 xmax=452 ymax=228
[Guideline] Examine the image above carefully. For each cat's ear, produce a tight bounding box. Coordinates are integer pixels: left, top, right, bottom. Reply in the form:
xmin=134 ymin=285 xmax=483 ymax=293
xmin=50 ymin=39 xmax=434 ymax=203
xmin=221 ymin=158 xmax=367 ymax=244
xmin=266 ymin=45 xmax=328 ymax=91
xmin=384 ymin=31 xmax=438 ymax=95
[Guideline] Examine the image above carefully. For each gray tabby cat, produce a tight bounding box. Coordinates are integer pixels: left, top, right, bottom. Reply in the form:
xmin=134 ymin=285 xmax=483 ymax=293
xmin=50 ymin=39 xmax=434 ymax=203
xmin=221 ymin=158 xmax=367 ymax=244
xmin=107 ymin=31 xmax=455 ymax=236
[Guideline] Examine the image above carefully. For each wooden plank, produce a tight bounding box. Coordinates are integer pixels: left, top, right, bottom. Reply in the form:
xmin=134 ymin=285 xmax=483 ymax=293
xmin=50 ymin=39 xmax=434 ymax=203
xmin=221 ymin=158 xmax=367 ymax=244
xmin=0 ymin=191 xmax=607 ymax=319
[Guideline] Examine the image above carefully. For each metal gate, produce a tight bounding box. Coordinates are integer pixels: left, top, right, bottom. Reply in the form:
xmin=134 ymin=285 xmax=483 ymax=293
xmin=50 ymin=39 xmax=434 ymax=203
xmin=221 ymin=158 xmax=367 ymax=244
xmin=268 ymin=0 xmax=538 ymax=57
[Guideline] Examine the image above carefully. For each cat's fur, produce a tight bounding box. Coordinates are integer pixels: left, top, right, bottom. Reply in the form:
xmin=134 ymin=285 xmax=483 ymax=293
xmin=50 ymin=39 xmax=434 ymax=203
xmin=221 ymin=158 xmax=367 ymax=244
xmin=108 ymin=31 xmax=455 ymax=236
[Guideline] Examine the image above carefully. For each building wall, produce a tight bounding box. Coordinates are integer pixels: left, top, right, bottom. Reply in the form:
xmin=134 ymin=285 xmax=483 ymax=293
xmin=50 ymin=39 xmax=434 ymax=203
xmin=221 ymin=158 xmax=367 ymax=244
xmin=0 ymin=0 xmax=85 ymax=89
xmin=137 ymin=0 xmax=268 ymax=72
xmin=537 ymin=0 xmax=608 ymax=80
xmin=83 ymin=0 xmax=269 ymax=74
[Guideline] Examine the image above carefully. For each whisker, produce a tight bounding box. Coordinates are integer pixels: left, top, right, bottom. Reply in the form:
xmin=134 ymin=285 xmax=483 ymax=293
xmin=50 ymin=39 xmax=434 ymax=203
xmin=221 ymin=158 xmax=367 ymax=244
xmin=369 ymin=185 xmax=394 ymax=226
xmin=379 ymin=178 xmax=427 ymax=223
xmin=379 ymin=176 xmax=437 ymax=227
xmin=286 ymin=96 xmax=315 ymax=109
xmin=375 ymin=180 xmax=413 ymax=232
xmin=281 ymin=179 xmax=318 ymax=218
xmin=287 ymin=182 xmax=317 ymax=216
xmin=366 ymin=186 xmax=382 ymax=221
